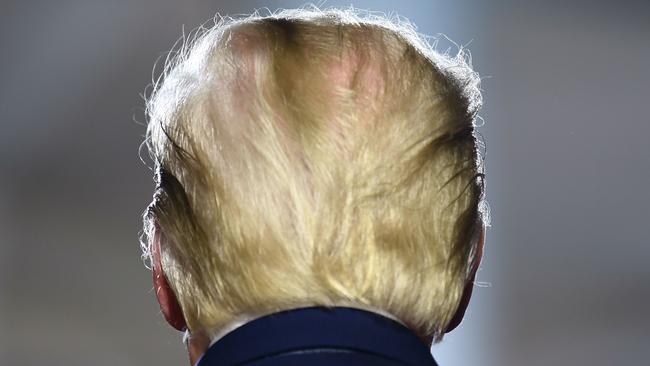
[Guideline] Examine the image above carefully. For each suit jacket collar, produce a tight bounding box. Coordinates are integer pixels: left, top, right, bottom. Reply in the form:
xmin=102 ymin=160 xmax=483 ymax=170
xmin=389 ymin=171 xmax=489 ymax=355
xmin=196 ymin=306 xmax=438 ymax=366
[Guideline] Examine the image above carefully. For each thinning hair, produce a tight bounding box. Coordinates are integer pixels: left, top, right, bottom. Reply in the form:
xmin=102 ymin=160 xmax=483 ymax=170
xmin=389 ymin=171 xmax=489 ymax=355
xmin=141 ymin=5 xmax=487 ymax=342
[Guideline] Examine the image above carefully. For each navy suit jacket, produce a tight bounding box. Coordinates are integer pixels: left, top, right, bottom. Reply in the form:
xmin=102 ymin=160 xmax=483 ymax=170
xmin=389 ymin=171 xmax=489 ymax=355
xmin=196 ymin=306 xmax=438 ymax=366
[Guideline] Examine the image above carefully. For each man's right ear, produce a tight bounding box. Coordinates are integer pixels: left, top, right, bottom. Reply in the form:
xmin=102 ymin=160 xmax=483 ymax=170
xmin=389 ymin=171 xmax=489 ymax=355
xmin=152 ymin=223 xmax=187 ymax=331
xmin=444 ymin=226 xmax=485 ymax=333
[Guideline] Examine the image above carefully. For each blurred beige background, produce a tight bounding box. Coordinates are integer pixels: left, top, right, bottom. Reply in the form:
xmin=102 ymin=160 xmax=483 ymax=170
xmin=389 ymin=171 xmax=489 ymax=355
xmin=1 ymin=1 xmax=649 ymax=365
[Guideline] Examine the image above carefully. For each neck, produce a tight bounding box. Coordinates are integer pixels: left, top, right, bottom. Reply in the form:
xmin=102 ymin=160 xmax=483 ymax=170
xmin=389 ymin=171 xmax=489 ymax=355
xmin=207 ymin=303 xmax=417 ymax=347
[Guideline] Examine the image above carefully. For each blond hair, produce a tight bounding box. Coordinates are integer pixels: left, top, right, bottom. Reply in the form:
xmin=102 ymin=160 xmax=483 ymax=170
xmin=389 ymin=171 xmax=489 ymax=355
xmin=141 ymin=5 xmax=487 ymax=342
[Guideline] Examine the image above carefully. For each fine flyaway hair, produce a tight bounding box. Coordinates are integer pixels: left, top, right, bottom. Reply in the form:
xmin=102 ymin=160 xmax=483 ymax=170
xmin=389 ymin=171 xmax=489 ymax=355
xmin=141 ymin=4 xmax=488 ymax=342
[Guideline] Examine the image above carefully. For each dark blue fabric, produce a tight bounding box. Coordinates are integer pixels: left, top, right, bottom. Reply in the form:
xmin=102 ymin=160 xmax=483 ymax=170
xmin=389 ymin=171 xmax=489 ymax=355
xmin=196 ymin=306 xmax=438 ymax=366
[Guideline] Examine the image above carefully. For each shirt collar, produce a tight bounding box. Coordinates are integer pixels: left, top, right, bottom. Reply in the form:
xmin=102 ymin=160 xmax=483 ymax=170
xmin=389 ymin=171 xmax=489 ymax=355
xmin=196 ymin=306 xmax=437 ymax=366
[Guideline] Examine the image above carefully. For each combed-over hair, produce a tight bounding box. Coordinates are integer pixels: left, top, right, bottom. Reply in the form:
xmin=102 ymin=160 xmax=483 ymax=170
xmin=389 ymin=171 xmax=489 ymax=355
xmin=141 ymin=5 xmax=487 ymax=342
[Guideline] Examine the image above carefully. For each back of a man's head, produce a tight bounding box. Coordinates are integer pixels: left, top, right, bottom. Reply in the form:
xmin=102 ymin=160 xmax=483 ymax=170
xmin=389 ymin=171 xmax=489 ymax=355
xmin=142 ymin=7 xmax=486 ymax=344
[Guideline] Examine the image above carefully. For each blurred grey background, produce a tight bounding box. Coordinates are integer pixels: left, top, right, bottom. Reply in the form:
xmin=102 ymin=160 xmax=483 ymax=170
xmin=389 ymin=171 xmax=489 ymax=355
xmin=1 ymin=1 xmax=649 ymax=365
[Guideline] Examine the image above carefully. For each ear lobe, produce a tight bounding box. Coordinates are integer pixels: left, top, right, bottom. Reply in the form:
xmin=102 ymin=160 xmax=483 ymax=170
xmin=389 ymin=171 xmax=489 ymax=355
xmin=152 ymin=223 xmax=187 ymax=331
xmin=444 ymin=226 xmax=485 ymax=333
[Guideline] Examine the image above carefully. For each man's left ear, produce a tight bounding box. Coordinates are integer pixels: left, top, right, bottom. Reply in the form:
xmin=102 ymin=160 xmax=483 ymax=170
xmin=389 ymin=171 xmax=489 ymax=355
xmin=152 ymin=223 xmax=187 ymax=331
xmin=444 ymin=226 xmax=485 ymax=333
